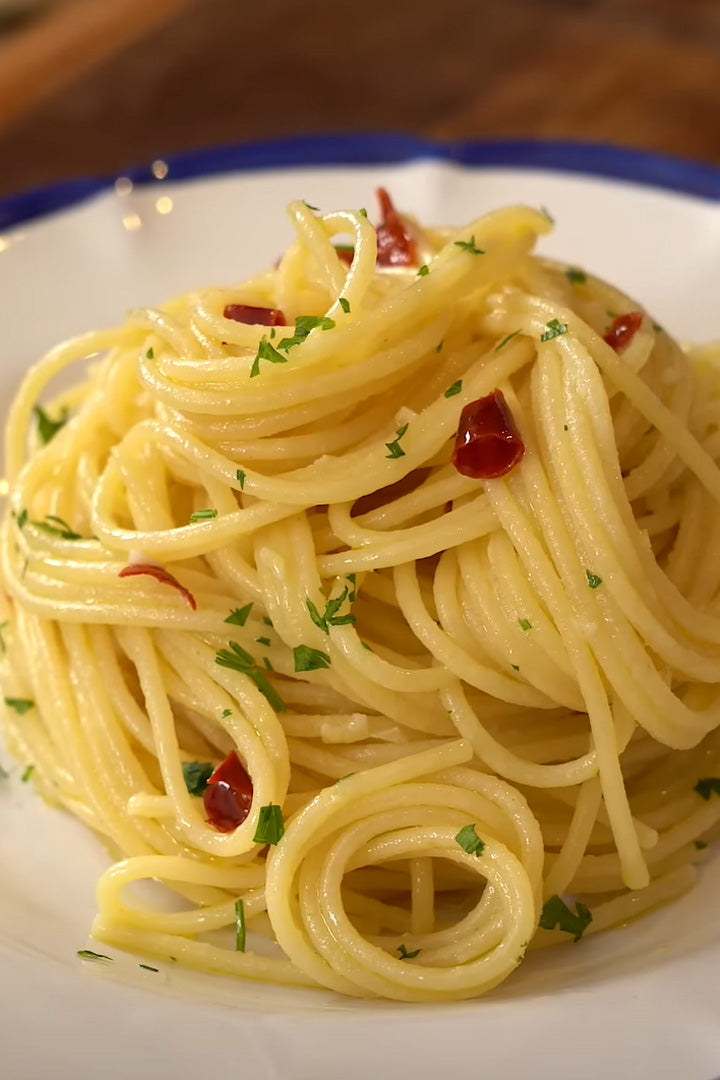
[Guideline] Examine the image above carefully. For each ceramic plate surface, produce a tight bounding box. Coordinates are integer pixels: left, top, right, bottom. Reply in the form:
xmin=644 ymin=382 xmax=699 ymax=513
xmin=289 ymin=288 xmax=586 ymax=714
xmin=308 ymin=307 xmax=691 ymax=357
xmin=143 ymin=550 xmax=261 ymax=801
xmin=1 ymin=137 xmax=720 ymax=1080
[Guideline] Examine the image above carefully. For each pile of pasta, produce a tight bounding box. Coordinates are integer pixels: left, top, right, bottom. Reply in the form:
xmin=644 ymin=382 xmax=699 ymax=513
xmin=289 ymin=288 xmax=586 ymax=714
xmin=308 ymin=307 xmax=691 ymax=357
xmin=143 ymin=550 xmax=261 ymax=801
xmin=2 ymin=193 xmax=720 ymax=1002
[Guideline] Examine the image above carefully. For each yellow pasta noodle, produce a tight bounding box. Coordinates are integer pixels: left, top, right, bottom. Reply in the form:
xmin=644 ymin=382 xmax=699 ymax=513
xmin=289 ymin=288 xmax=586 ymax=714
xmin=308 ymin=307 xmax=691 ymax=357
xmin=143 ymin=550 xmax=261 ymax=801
xmin=2 ymin=194 xmax=720 ymax=1002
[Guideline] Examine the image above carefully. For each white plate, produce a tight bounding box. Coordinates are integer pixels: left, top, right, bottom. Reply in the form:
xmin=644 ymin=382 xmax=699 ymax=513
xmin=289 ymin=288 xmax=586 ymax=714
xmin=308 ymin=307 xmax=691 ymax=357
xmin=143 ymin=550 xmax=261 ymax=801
xmin=2 ymin=139 xmax=720 ymax=1080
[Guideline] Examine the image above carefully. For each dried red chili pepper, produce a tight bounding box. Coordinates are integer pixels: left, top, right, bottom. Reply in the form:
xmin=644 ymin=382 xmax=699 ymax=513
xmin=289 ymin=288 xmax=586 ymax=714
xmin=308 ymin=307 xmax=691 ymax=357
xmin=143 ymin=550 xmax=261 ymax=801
xmin=118 ymin=563 xmax=197 ymax=610
xmin=202 ymin=750 xmax=253 ymax=832
xmin=223 ymin=304 xmax=285 ymax=326
xmin=451 ymin=390 xmax=525 ymax=479
xmin=603 ymin=311 xmax=643 ymax=352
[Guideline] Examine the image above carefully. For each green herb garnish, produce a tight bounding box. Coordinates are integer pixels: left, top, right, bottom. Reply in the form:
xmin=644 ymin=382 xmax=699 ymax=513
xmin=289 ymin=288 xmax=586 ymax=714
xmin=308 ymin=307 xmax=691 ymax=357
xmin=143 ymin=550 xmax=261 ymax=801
xmin=278 ymin=315 xmax=336 ymax=352
xmin=146 ymin=347 xmax=154 ymax=359
xmin=250 ymin=336 xmax=288 ymax=378
xmin=385 ymin=422 xmax=409 ymax=459
xmin=253 ymin=804 xmax=285 ymax=845
xmin=34 ymin=404 xmax=68 ymax=445
xmin=453 ymin=236 xmax=484 ymax=255
xmin=397 ymin=944 xmax=421 ymax=959
xmin=139 ymin=963 xmax=159 ymax=972
xmin=494 ymin=329 xmax=521 ymax=352
xmin=4 ymin=697 xmax=34 ymax=715
xmin=225 ymin=604 xmax=253 ymax=626
xmin=33 ymin=515 xmax=82 ymax=540
xmin=539 ymin=895 xmax=592 ymax=942
xmin=694 ymin=778 xmax=720 ymax=801
xmin=189 ymin=509 xmax=217 ymax=522
xmin=215 ymin=643 xmax=286 ymax=712
xmin=305 ymin=587 xmax=355 ymax=633
xmin=339 ymin=297 xmax=350 ymax=314
xmin=565 ymin=268 xmax=587 ymax=285
xmin=540 ymin=319 xmax=568 ymax=342
xmin=236 ymin=469 xmax=246 ymax=490
xmin=518 ymin=618 xmax=532 ymax=632
xmin=417 ymin=264 xmax=429 ymax=277
xmin=585 ymin=570 xmax=602 ymax=589
xmin=455 ymin=824 xmax=485 ymax=857
xmin=235 ymin=898 xmax=246 ymax=952
xmin=444 ymin=380 xmax=462 ymax=398
xmin=77 ymin=949 xmax=113 ymax=963
xmin=293 ymin=644 xmax=331 ymax=672
xmin=256 ymin=636 xmax=271 ymax=647
xmin=21 ymin=764 xmax=34 ymax=783
xmin=182 ymin=761 xmax=214 ymax=795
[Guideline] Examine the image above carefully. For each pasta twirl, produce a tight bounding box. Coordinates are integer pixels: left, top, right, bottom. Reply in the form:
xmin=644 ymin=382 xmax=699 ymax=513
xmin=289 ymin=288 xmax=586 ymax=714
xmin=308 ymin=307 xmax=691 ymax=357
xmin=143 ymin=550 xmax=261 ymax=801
xmin=2 ymin=194 xmax=720 ymax=1002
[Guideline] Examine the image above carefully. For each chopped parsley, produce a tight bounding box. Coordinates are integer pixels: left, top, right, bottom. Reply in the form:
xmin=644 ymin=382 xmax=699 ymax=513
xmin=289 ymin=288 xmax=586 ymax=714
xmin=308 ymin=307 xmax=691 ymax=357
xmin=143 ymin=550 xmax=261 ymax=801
xmin=293 ymin=644 xmax=331 ymax=672
xmin=540 ymin=319 xmax=568 ymax=342
xmin=0 ymin=761 xmax=8 ymax=780
xmin=695 ymin=840 xmax=708 ymax=850
xmin=455 ymin=823 xmax=485 ymax=857
xmin=146 ymin=347 xmax=154 ymax=359
xmin=565 ymin=267 xmax=587 ymax=285
xmin=21 ymin=764 xmax=34 ymax=783
xmin=453 ymin=236 xmax=485 ymax=255
xmin=346 ymin=573 xmax=356 ymax=603
xmin=0 ymin=621 xmax=8 ymax=653
xmin=256 ymin=636 xmax=271 ymax=647
xmin=33 ymin=515 xmax=82 ymax=540
xmin=511 ymin=664 xmax=520 ymax=671
xmin=435 ymin=340 xmax=443 ymax=353
xmin=253 ymin=804 xmax=285 ymax=845
xmin=16 ymin=508 xmax=28 ymax=529
xmin=444 ymin=380 xmax=462 ymax=398
xmin=182 ymin=761 xmax=214 ymax=796
xmin=540 ymin=205 xmax=554 ymax=224
xmin=235 ymin=898 xmax=246 ymax=952
xmin=303 ymin=201 xmax=320 ymax=212
xmin=236 ymin=469 xmax=246 ymax=490
xmin=221 ymin=708 xmax=232 ymax=718
xmin=215 ymin=642 xmax=286 ymax=712
xmin=278 ymin=315 xmax=336 ymax=352
xmin=494 ymin=329 xmax=521 ymax=352
xmin=139 ymin=963 xmax=159 ymax=972
xmin=339 ymin=297 xmax=351 ymax=314
xmin=4 ymin=697 xmax=34 ymax=715
xmin=77 ymin=949 xmax=113 ymax=963
xmin=189 ymin=508 xmax=217 ymax=522
xmin=306 ymin=587 xmax=355 ymax=633
xmin=34 ymin=404 xmax=68 ymax=445
xmin=358 ymin=208 xmax=367 ymax=218
xmin=385 ymin=423 xmax=409 ymax=459
xmin=262 ymin=656 xmax=274 ymax=672
xmin=518 ymin=618 xmax=532 ymax=632
xmin=225 ymin=603 xmax=253 ymax=626
xmin=417 ymin=264 xmax=429 ymax=277
xmin=539 ymin=895 xmax=592 ymax=942
xmin=262 ymin=616 xmax=273 ymax=627
xmin=585 ymin=570 xmax=602 ymax=589
xmin=396 ymin=944 xmax=421 ymax=959
xmin=694 ymin=778 xmax=720 ymax=801
xmin=250 ymin=336 xmax=288 ymax=378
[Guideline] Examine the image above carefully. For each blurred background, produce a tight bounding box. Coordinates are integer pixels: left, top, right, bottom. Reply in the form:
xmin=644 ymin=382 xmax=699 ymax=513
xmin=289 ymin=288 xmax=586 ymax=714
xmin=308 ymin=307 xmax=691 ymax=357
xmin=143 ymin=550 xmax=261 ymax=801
xmin=1 ymin=0 xmax=720 ymax=200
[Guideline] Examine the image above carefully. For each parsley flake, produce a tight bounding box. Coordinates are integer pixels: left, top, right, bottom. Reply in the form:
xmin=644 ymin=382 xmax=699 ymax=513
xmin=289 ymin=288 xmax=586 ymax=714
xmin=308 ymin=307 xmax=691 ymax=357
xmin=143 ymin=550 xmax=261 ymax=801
xmin=278 ymin=315 xmax=336 ymax=352
xmin=17 ymin=509 xmax=28 ymax=530
xmin=262 ymin=616 xmax=273 ymax=626
xmin=139 ymin=963 xmax=159 ymax=972
xmin=694 ymin=777 xmax=720 ymax=801
xmin=235 ymin=898 xmax=246 ymax=952
xmin=511 ymin=663 xmax=520 ymax=671
xmin=346 ymin=573 xmax=356 ymax=602
xmin=453 ymin=236 xmax=485 ymax=255
xmin=586 ymin=570 xmax=602 ymax=589
xmin=455 ymin=824 xmax=485 ymax=856
xmin=695 ymin=840 xmax=708 ymax=850
xmin=215 ymin=643 xmax=286 ymax=712
xmin=253 ymin=804 xmax=285 ymax=845
xmin=0 ymin=761 xmax=8 ymax=780
xmin=385 ymin=423 xmax=409 ymax=459
xmin=518 ymin=618 xmax=532 ymax=632
xmin=294 ymin=644 xmax=331 ymax=672
xmin=417 ymin=264 xmax=429 ymax=277
xmin=256 ymin=636 xmax=271 ymax=647
xmin=225 ymin=603 xmax=253 ymax=626
xmin=539 ymin=895 xmax=592 ymax=942
xmin=146 ymin=347 xmax=155 ymax=359
xmin=250 ymin=336 xmax=287 ymax=378
xmin=33 ymin=515 xmax=82 ymax=540
xmin=339 ymin=297 xmax=350 ymax=314
xmin=444 ymin=380 xmax=462 ymax=398
xmin=21 ymin=764 xmax=34 ymax=783
xmin=77 ymin=949 xmax=113 ymax=963
xmin=221 ymin=708 xmax=232 ymax=718
xmin=34 ymin=404 xmax=68 ymax=445
xmin=540 ymin=205 xmax=554 ymax=224
xmin=565 ymin=268 xmax=587 ymax=285
xmin=182 ymin=761 xmax=214 ymax=796
xmin=435 ymin=341 xmax=444 ymax=354
xmin=189 ymin=509 xmax=217 ymax=522
xmin=236 ymin=469 xmax=246 ymax=490
xmin=494 ymin=329 xmax=521 ymax=352
xmin=306 ymin=587 xmax=354 ymax=633
xmin=397 ymin=944 xmax=421 ymax=959
xmin=540 ymin=319 xmax=568 ymax=342
xmin=303 ymin=201 xmax=320 ymax=212
xmin=4 ymin=697 xmax=34 ymax=715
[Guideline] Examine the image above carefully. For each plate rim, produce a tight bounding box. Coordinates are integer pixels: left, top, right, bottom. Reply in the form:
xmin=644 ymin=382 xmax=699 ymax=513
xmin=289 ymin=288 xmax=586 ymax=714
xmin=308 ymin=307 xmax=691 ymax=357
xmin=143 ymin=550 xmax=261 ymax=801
xmin=2 ymin=133 xmax=720 ymax=232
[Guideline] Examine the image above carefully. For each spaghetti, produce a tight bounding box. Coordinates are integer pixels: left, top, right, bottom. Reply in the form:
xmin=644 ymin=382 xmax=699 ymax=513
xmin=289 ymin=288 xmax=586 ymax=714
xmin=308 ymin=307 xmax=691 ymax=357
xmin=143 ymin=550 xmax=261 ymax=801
xmin=2 ymin=192 xmax=720 ymax=1002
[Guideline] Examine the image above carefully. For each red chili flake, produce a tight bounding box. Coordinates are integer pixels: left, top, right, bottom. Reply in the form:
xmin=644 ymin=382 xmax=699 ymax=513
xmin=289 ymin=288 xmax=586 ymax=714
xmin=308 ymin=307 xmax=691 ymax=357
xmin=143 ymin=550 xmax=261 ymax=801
xmin=223 ymin=304 xmax=285 ymax=326
xmin=451 ymin=390 xmax=525 ymax=480
xmin=603 ymin=311 xmax=643 ymax=352
xmin=118 ymin=563 xmax=197 ymax=610
xmin=202 ymin=750 xmax=253 ymax=832
xmin=375 ymin=187 xmax=417 ymax=267
xmin=333 ymin=245 xmax=355 ymax=265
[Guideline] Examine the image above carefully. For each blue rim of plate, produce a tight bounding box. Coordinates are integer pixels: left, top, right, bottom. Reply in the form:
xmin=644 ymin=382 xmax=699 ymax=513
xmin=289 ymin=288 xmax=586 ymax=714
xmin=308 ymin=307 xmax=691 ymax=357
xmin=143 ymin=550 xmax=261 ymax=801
xmin=2 ymin=133 xmax=720 ymax=232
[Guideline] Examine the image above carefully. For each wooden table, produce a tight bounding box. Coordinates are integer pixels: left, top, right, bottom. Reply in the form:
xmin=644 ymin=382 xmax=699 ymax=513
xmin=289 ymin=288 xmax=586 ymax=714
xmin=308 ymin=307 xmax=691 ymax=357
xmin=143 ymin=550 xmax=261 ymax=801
xmin=1 ymin=0 xmax=719 ymax=200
